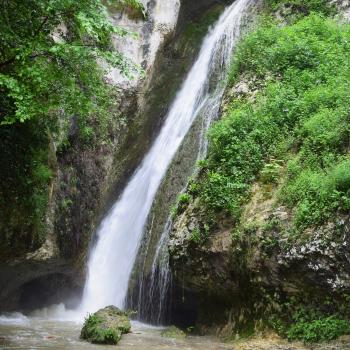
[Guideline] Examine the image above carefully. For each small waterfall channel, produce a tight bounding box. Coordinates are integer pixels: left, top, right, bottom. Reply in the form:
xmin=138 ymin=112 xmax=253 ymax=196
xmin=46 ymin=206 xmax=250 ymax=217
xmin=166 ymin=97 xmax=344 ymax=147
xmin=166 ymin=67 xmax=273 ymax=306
xmin=80 ymin=0 xmax=254 ymax=319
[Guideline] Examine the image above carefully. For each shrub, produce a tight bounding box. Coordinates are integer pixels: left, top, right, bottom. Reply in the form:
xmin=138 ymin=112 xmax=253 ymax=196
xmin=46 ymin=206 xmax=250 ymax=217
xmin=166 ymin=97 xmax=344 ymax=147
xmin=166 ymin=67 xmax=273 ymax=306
xmin=287 ymin=316 xmax=350 ymax=343
xmin=260 ymin=160 xmax=283 ymax=184
xmin=266 ymin=0 xmax=337 ymax=18
xmin=332 ymin=160 xmax=350 ymax=193
xmin=188 ymin=225 xmax=209 ymax=245
xmin=281 ymin=158 xmax=350 ymax=230
xmin=189 ymin=227 xmax=201 ymax=244
xmin=171 ymin=193 xmax=192 ymax=218
xmin=178 ymin=193 xmax=191 ymax=206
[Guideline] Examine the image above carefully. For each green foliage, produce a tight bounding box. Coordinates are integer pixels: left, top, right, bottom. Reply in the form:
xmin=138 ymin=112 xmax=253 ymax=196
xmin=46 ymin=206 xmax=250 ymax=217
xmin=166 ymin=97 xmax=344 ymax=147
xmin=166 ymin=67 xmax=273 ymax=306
xmin=113 ymin=0 xmax=147 ymax=19
xmin=81 ymin=314 xmax=121 ymax=345
xmin=198 ymin=103 xmax=280 ymax=216
xmin=265 ymin=0 xmax=337 ymax=18
xmin=0 ymin=121 xmax=52 ymax=259
xmin=0 ymin=0 xmax=140 ymax=126
xmin=171 ymin=193 xmax=192 ymax=217
xmin=260 ymin=159 xmax=283 ymax=184
xmin=196 ymin=14 xmax=350 ymax=232
xmin=231 ymin=15 xmax=348 ymax=80
xmin=281 ymin=159 xmax=350 ymax=229
xmin=178 ymin=193 xmax=191 ymax=205
xmin=188 ymin=223 xmax=210 ymax=245
xmin=287 ymin=316 xmax=350 ymax=343
xmin=189 ymin=227 xmax=201 ymax=244
xmin=266 ymin=296 xmax=350 ymax=343
xmin=0 ymin=0 xmax=143 ymax=256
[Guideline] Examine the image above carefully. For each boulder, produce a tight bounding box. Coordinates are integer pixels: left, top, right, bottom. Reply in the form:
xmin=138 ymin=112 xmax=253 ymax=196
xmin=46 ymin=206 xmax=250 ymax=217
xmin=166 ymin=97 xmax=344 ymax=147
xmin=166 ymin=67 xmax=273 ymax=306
xmin=161 ymin=325 xmax=187 ymax=339
xmin=80 ymin=305 xmax=131 ymax=344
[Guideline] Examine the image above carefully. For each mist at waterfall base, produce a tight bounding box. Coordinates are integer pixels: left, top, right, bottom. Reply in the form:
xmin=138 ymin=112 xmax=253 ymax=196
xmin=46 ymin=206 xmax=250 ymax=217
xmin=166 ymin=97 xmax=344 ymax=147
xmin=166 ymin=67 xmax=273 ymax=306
xmin=79 ymin=0 xmax=253 ymax=325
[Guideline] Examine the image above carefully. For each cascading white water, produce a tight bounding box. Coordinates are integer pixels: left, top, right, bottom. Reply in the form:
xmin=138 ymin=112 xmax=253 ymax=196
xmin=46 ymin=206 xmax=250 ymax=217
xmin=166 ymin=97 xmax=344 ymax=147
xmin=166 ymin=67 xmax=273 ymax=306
xmin=80 ymin=0 xmax=253 ymax=315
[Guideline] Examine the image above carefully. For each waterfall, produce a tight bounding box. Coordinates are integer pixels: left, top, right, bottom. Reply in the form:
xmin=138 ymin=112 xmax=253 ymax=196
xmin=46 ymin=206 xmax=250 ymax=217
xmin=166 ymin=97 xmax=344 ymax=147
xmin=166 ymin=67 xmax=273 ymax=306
xmin=80 ymin=0 xmax=254 ymax=316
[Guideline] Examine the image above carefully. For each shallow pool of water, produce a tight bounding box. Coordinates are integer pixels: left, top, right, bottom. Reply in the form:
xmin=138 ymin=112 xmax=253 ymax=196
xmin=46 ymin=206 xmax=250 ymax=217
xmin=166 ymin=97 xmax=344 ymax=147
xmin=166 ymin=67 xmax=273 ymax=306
xmin=0 ymin=311 xmax=231 ymax=350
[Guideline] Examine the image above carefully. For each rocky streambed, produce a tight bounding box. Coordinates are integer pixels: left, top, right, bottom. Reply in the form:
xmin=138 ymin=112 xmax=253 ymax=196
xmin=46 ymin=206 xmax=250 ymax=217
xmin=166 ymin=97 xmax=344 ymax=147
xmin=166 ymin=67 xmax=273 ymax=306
xmin=0 ymin=313 xmax=229 ymax=350
xmin=1 ymin=309 xmax=350 ymax=350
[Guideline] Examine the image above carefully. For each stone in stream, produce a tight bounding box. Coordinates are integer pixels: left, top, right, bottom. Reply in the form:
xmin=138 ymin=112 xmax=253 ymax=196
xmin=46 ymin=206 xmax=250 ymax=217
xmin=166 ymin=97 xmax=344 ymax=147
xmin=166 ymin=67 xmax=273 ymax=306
xmin=80 ymin=305 xmax=131 ymax=344
xmin=161 ymin=326 xmax=187 ymax=339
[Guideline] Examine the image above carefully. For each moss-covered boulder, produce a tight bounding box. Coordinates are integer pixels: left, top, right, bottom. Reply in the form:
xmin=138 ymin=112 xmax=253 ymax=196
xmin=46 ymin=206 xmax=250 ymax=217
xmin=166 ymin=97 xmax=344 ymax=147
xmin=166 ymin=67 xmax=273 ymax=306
xmin=80 ymin=305 xmax=131 ymax=344
xmin=161 ymin=326 xmax=187 ymax=339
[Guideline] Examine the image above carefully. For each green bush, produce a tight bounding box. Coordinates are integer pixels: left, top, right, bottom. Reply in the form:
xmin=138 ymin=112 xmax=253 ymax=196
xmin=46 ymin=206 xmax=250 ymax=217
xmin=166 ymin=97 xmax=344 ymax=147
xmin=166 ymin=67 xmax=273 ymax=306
xmin=260 ymin=160 xmax=283 ymax=184
xmin=199 ymin=103 xmax=280 ymax=216
xmin=178 ymin=193 xmax=191 ymax=206
xmin=269 ymin=301 xmax=350 ymax=343
xmin=281 ymin=158 xmax=350 ymax=229
xmin=189 ymin=224 xmax=209 ymax=245
xmin=287 ymin=316 xmax=350 ymax=343
xmin=332 ymin=161 xmax=350 ymax=193
xmin=171 ymin=193 xmax=192 ymax=217
xmin=266 ymin=0 xmax=337 ymax=18
xmin=231 ymin=15 xmax=348 ymax=81
xmin=189 ymin=227 xmax=201 ymax=243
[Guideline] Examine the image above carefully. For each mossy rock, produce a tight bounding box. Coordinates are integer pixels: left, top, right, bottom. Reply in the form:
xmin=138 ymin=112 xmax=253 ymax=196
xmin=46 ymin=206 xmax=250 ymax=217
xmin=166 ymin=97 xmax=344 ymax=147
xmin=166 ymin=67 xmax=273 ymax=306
xmin=161 ymin=326 xmax=187 ymax=339
xmin=80 ymin=305 xmax=131 ymax=344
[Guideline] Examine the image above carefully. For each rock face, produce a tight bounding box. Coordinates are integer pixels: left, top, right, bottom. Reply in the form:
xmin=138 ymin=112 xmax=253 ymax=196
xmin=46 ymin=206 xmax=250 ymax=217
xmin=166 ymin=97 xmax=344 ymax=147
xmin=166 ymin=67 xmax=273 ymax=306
xmin=80 ymin=305 xmax=131 ymax=344
xmin=169 ymin=175 xmax=350 ymax=336
xmin=333 ymin=0 xmax=350 ymax=20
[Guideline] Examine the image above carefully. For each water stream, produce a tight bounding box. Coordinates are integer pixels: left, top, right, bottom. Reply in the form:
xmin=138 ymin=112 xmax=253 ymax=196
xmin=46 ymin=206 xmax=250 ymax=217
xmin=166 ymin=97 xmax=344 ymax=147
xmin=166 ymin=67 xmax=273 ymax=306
xmin=0 ymin=310 xmax=231 ymax=350
xmin=80 ymin=0 xmax=253 ymax=316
